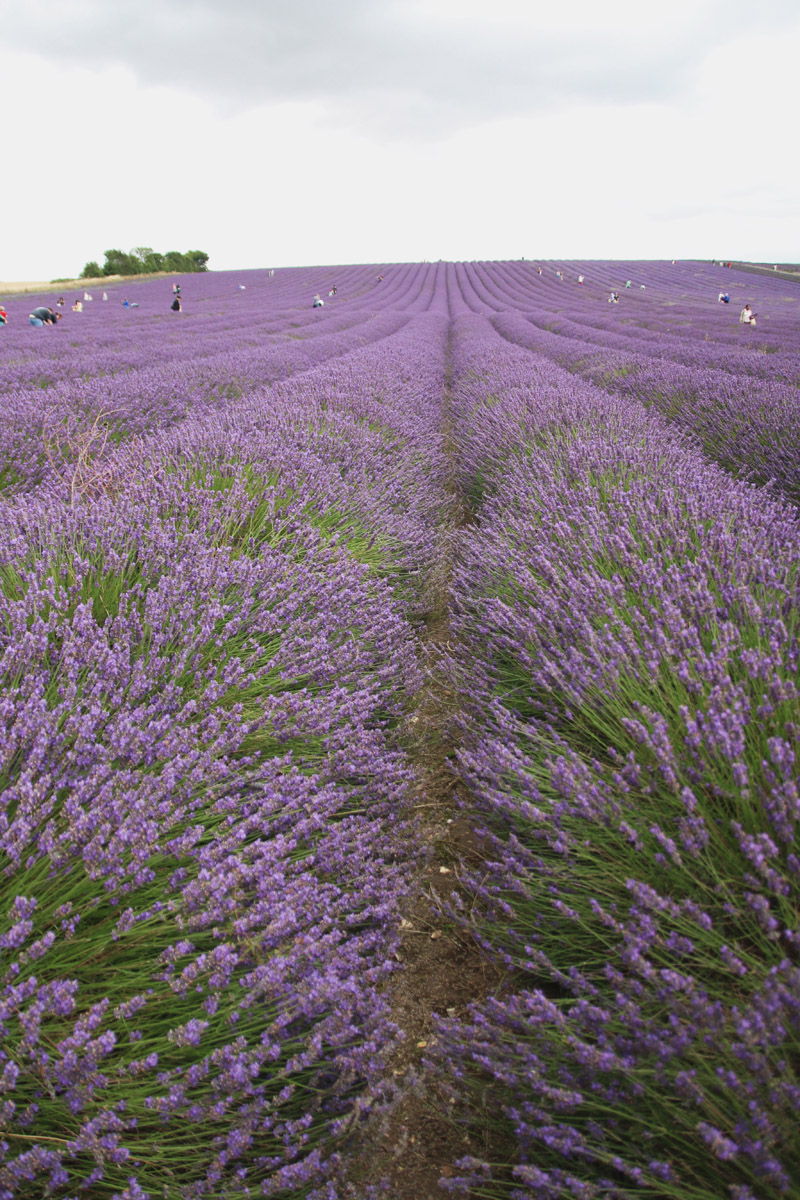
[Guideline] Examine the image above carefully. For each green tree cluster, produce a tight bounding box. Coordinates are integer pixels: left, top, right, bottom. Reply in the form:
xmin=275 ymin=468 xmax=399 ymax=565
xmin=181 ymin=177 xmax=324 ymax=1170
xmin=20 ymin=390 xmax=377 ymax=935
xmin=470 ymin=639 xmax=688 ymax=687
xmin=80 ymin=248 xmax=209 ymax=278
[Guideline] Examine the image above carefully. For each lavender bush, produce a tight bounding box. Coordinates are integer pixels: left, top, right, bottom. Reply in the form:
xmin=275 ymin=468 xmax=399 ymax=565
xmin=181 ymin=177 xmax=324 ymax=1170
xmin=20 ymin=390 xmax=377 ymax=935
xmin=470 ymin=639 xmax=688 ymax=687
xmin=0 ymin=268 xmax=451 ymax=1197
xmin=0 ymin=460 xmax=427 ymax=1196
xmin=490 ymin=310 xmax=800 ymax=504
xmin=430 ymin=314 xmax=800 ymax=1199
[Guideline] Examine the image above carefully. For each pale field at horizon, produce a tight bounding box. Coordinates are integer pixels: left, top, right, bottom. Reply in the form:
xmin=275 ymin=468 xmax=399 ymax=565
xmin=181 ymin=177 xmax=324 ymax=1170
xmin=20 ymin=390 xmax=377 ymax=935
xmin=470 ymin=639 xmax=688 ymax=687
xmin=0 ymin=281 xmax=64 ymax=293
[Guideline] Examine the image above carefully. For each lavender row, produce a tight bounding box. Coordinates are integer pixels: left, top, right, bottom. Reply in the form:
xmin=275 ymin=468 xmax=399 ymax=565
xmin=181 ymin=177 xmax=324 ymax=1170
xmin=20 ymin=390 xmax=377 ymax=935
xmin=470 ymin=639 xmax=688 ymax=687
xmin=487 ymin=260 xmax=800 ymax=351
xmin=0 ymin=309 xmax=420 ymax=497
xmin=0 ymin=258 xmax=456 ymax=497
xmin=0 ymin=259 xmax=440 ymax=395
xmin=483 ymin=261 xmax=799 ymax=373
xmin=445 ymin=260 xmax=799 ymax=360
xmin=0 ymin=311 xmax=451 ymax=1196
xmin=429 ymin=316 xmax=800 ymax=1198
xmin=36 ymin=313 xmax=452 ymax=618
xmin=522 ymin=309 xmax=800 ymax=387
xmin=490 ymin=309 xmax=800 ymax=505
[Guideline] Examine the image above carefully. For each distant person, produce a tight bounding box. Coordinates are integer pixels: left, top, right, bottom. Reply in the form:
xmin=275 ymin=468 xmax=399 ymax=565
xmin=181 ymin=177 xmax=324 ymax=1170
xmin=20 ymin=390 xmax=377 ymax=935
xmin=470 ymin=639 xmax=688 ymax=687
xmin=578 ymin=274 xmax=584 ymax=284
xmin=122 ymin=298 xmax=130 ymax=309
xmin=608 ymin=291 xmax=619 ymax=303
xmin=102 ymin=292 xmax=108 ymax=301
xmin=83 ymin=291 xmax=93 ymax=301
xmin=625 ymin=279 xmax=632 ymax=288
xmin=0 ymin=306 xmax=7 ymax=325
xmin=332 ymin=284 xmax=337 ymax=294
xmin=172 ymin=283 xmax=178 ymax=294
xmin=739 ymin=304 xmax=755 ymax=325
xmin=313 ymin=294 xmax=324 ymax=308
xmin=171 ymin=296 xmax=181 ymax=312
xmin=71 ymin=300 xmax=83 ymax=312
xmin=556 ymin=270 xmax=563 ymax=280
xmin=537 ymin=266 xmax=542 ymax=275
xmin=56 ymin=296 xmax=65 ymax=307
xmin=238 ymin=284 xmax=246 ymax=290
xmin=718 ymin=292 xmax=730 ymax=303
xmin=30 ymin=306 xmax=59 ymax=326
xmin=268 ymin=269 xmax=275 ymax=277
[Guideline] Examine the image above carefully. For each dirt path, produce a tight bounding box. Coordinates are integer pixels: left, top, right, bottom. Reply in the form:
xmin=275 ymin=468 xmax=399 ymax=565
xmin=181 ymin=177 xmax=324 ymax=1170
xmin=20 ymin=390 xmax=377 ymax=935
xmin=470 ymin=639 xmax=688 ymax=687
xmin=341 ymin=336 xmax=501 ymax=1198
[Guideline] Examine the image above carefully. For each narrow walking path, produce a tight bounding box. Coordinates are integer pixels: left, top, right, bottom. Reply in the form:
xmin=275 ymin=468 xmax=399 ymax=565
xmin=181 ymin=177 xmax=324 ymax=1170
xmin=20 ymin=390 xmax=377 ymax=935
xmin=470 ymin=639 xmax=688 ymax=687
xmin=342 ymin=335 xmax=502 ymax=1198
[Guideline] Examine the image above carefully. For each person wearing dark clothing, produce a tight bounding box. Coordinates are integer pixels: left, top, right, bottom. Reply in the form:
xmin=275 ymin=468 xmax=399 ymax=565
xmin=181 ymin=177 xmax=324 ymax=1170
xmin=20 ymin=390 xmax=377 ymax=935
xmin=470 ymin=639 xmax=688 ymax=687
xmin=171 ymin=297 xmax=181 ymax=312
xmin=29 ymin=306 xmax=59 ymax=325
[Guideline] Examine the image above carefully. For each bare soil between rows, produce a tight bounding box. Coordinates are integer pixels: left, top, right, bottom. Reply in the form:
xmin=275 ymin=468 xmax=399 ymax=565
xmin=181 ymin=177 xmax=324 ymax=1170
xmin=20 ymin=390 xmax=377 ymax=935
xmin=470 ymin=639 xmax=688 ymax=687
xmin=340 ymin=353 xmax=503 ymax=1198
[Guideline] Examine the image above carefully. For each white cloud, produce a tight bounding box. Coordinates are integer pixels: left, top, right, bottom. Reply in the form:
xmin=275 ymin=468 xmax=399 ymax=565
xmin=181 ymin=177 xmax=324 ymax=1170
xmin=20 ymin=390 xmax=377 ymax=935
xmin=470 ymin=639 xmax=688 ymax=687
xmin=3 ymin=0 xmax=797 ymax=136
xmin=0 ymin=3 xmax=798 ymax=280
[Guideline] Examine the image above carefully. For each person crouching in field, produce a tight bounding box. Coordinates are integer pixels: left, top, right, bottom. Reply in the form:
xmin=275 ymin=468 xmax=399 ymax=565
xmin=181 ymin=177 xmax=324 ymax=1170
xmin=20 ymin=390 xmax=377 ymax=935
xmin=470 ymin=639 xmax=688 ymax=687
xmin=313 ymin=294 xmax=324 ymax=308
xmin=171 ymin=295 xmax=182 ymax=312
xmin=29 ymin=306 xmax=60 ymax=326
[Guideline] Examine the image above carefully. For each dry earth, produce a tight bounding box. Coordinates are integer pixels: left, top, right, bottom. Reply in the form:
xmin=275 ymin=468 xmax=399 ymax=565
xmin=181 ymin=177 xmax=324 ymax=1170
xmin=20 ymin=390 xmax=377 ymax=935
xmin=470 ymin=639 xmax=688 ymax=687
xmin=0 ymin=280 xmax=64 ymax=293
xmin=0 ymin=274 xmax=139 ymax=295
xmin=339 ymin=351 xmax=506 ymax=1198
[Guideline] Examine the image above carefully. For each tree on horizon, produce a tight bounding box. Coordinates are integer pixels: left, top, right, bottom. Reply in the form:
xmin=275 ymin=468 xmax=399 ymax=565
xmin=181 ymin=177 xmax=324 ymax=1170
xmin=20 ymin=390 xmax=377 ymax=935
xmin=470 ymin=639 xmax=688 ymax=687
xmin=80 ymin=248 xmax=209 ymax=278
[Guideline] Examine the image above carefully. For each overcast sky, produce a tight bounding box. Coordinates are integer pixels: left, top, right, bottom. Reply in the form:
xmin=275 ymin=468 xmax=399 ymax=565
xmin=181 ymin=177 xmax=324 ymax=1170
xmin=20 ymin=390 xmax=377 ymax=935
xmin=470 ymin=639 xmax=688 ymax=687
xmin=2 ymin=0 xmax=798 ymax=280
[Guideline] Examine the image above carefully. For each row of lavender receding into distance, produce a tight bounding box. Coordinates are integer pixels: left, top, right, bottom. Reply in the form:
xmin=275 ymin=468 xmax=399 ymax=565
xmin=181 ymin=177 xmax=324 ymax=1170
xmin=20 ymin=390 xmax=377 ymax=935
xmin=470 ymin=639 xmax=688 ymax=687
xmin=451 ymin=259 xmax=800 ymax=505
xmin=0 ymin=266 xmax=456 ymax=1197
xmin=428 ymin=310 xmax=800 ymax=1198
xmin=3 ymin=259 xmax=798 ymax=504
xmin=1 ymin=258 xmax=799 ymax=1197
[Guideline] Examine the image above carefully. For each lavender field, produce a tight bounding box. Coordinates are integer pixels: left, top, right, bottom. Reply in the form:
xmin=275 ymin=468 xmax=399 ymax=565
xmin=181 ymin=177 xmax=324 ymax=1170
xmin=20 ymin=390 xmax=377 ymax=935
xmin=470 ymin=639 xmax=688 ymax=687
xmin=1 ymin=260 xmax=799 ymax=1199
